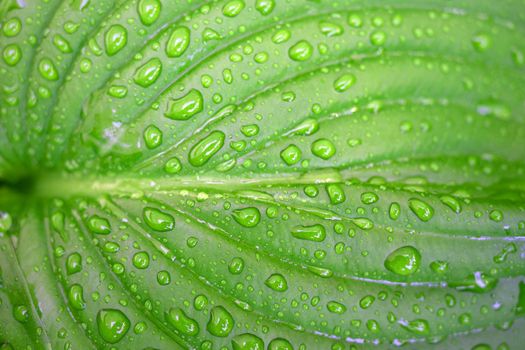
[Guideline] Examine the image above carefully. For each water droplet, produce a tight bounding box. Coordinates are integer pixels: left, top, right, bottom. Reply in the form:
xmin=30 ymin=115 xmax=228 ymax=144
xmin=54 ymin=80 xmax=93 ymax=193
xmin=370 ymin=31 xmax=387 ymax=46
xmin=265 ymin=273 xmax=288 ymax=292
xmin=400 ymin=319 xmax=430 ymax=336
xmin=207 ymin=306 xmax=234 ymax=337
xmin=188 ymin=131 xmax=225 ymax=167
xmin=291 ymin=118 xmax=319 ymax=136
xmin=97 ymin=309 xmax=130 ymax=344
xmin=232 ymin=207 xmax=260 ymax=228
xmin=66 ymin=253 xmax=82 ymax=275
xmin=268 ymin=338 xmax=293 ymax=350
xmin=165 ymin=157 xmax=182 ymax=174
xmin=105 ymin=25 xmax=128 ymax=56
xmin=450 ymin=272 xmax=498 ymax=293
xmin=311 ymin=139 xmax=335 ymax=160
xmin=232 ymin=333 xmax=264 ymax=350
xmin=472 ymin=33 xmax=491 ymax=52
xmin=347 ymin=13 xmax=363 ymax=28
xmin=272 ymin=29 xmax=290 ymax=44
xmin=157 ymin=270 xmax=171 ymax=285
xmin=38 ymin=58 xmax=59 ymax=81
xmin=440 ymin=195 xmax=461 ymax=214
xmin=228 ymin=257 xmax=245 ymax=274
xmin=87 ymin=215 xmax=111 ymax=235
xmin=241 ymin=124 xmax=259 ymax=137
xmin=489 ymin=209 xmax=503 ymax=222
xmin=326 ymin=184 xmax=345 ymax=204
xmin=2 ymin=17 xmax=22 ymax=37
xmin=134 ymin=58 xmax=162 ymax=87
xmin=319 ymin=21 xmax=343 ymax=37
xmin=280 ymin=145 xmax=302 ymax=165
xmin=166 ymin=308 xmax=199 ymax=336
xmin=291 ymin=224 xmax=326 ymax=242
xmin=361 ymin=192 xmax=378 ymax=205
xmin=143 ymin=207 xmax=175 ymax=232
xmin=288 ymin=40 xmax=313 ymax=61
xmin=430 ymin=260 xmax=449 ymax=274
xmin=351 ymin=217 xmax=374 ymax=230
xmin=0 ymin=212 xmax=12 ymax=231
xmin=165 ymin=89 xmax=203 ymax=120
xmin=194 ymin=295 xmax=208 ymax=311
xmin=143 ymin=124 xmax=163 ymax=149
xmin=2 ymin=44 xmax=21 ymax=66
xmin=132 ymin=251 xmax=150 ymax=269
xmin=13 ymin=305 xmax=29 ymax=323
xmin=53 ymin=34 xmax=72 ymax=53
xmin=222 ymin=0 xmax=245 ymax=17
xmin=255 ymin=0 xmax=275 ymax=15
xmin=68 ymin=284 xmax=86 ymax=310
xmin=166 ymin=26 xmax=190 ymax=58
xmin=327 ymin=301 xmax=346 ymax=314
xmin=384 ymin=246 xmax=421 ymax=276
xmin=333 ymin=73 xmax=356 ymax=92
xmin=408 ymin=198 xmax=434 ymax=222
xmin=359 ymin=295 xmax=375 ymax=309
xmin=137 ymin=0 xmax=161 ymax=26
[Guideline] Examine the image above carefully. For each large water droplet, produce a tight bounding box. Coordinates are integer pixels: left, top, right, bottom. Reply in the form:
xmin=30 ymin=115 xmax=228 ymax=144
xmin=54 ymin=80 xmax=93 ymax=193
xmin=311 ymin=139 xmax=336 ymax=160
xmin=38 ymin=58 xmax=59 ymax=81
xmin=105 ymin=25 xmax=128 ymax=56
xmin=255 ymin=0 xmax=275 ymax=15
xmin=326 ymin=184 xmax=345 ymax=204
xmin=68 ymin=284 xmax=86 ymax=310
xmin=291 ymin=224 xmax=326 ymax=242
xmin=222 ymin=0 xmax=245 ymax=17
xmin=232 ymin=207 xmax=260 ymax=227
xmin=232 ymin=333 xmax=264 ymax=350
xmin=132 ymin=251 xmax=150 ymax=269
xmin=143 ymin=124 xmax=163 ymax=149
xmin=408 ymin=198 xmax=434 ymax=222
xmin=137 ymin=0 xmax=161 ymax=26
xmin=87 ymin=215 xmax=111 ymax=235
xmin=288 ymin=40 xmax=313 ymax=61
xmin=265 ymin=273 xmax=288 ymax=292
xmin=143 ymin=207 xmax=175 ymax=232
xmin=2 ymin=44 xmax=22 ymax=66
xmin=384 ymin=246 xmax=421 ymax=276
xmin=134 ymin=58 xmax=162 ymax=87
xmin=280 ymin=144 xmax=301 ymax=165
xmin=165 ymin=89 xmax=203 ymax=120
xmin=166 ymin=26 xmax=190 ymax=58
xmin=188 ymin=131 xmax=225 ymax=167
xmin=207 ymin=306 xmax=234 ymax=337
xmin=96 ymin=309 xmax=130 ymax=344
xmin=166 ymin=308 xmax=199 ymax=336
xmin=268 ymin=338 xmax=293 ymax=350
xmin=66 ymin=253 xmax=82 ymax=275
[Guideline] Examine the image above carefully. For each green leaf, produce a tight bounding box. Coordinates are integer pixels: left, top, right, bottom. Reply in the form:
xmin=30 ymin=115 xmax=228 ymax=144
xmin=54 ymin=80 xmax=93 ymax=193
xmin=1 ymin=0 xmax=525 ymax=349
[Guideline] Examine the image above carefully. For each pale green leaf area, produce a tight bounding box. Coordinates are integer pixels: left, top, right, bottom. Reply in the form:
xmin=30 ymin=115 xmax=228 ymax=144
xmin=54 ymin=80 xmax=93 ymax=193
xmin=1 ymin=0 xmax=525 ymax=349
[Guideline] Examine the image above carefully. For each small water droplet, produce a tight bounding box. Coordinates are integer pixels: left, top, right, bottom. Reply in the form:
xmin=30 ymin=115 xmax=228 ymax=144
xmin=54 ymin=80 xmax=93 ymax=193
xmin=272 ymin=29 xmax=290 ymax=44
xmin=66 ymin=253 xmax=82 ymax=275
xmin=2 ymin=17 xmax=22 ymax=37
xmin=165 ymin=157 xmax=182 ymax=174
xmin=370 ymin=31 xmax=387 ymax=46
xmin=13 ymin=305 xmax=29 ymax=323
xmin=268 ymin=338 xmax=293 ymax=350
xmin=351 ymin=217 xmax=374 ymax=230
xmin=359 ymin=295 xmax=375 ymax=309
xmin=472 ymin=33 xmax=491 ymax=52
xmin=326 ymin=184 xmax=345 ymax=204
xmin=0 ymin=212 xmax=12 ymax=231
xmin=440 ymin=195 xmax=462 ymax=214
xmin=327 ymin=301 xmax=346 ymax=314
xmin=2 ymin=44 xmax=22 ymax=66
xmin=400 ymin=319 xmax=430 ymax=336
xmin=489 ymin=209 xmax=503 ymax=222
xmin=319 ymin=21 xmax=343 ymax=37
xmin=143 ymin=124 xmax=163 ymax=149
xmin=53 ymin=34 xmax=72 ymax=53
xmin=255 ymin=0 xmax=274 ymax=15
xmin=361 ymin=192 xmax=378 ymax=204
